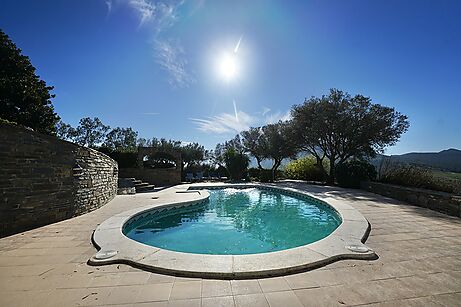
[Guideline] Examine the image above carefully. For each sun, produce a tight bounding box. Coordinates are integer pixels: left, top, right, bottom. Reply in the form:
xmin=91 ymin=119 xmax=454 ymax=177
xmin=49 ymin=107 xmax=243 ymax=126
xmin=217 ymin=53 xmax=238 ymax=81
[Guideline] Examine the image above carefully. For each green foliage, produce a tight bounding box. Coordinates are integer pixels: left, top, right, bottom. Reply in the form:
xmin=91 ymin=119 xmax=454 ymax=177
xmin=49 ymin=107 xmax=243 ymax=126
xmin=247 ymin=168 xmax=282 ymax=182
xmin=261 ymin=122 xmax=298 ymax=180
xmin=72 ymin=117 xmax=110 ymax=148
xmin=241 ymin=127 xmax=266 ymax=169
xmin=335 ymin=160 xmax=377 ymax=188
xmin=291 ymin=88 xmax=409 ymax=184
xmin=284 ymin=156 xmax=328 ymax=182
xmin=98 ymin=147 xmax=138 ymax=168
xmin=378 ymin=164 xmax=457 ymax=193
xmin=103 ymin=127 xmax=138 ymax=151
xmin=0 ymin=29 xmax=60 ymax=135
xmin=224 ymin=148 xmax=249 ymax=181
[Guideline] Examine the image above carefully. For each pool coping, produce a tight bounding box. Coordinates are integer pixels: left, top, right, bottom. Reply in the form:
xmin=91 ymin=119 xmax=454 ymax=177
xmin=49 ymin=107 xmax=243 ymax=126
xmin=88 ymin=183 xmax=377 ymax=279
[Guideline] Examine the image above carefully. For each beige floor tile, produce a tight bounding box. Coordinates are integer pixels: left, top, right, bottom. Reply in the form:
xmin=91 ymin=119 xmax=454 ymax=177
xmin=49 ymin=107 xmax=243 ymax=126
xmin=202 ymin=279 xmax=232 ymax=297
xmin=136 ymin=283 xmax=173 ymax=302
xmin=202 ymin=295 xmax=235 ymax=307
xmin=234 ymin=293 xmax=269 ymax=307
xmin=258 ymin=277 xmax=291 ymax=293
xmin=168 ymin=298 xmax=201 ymax=307
xmin=170 ymin=280 xmax=202 ymax=300
xmin=231 ymin=279 xmax=262 ymax=295
xmin=264 ymin=290 xmax=303 ymax=307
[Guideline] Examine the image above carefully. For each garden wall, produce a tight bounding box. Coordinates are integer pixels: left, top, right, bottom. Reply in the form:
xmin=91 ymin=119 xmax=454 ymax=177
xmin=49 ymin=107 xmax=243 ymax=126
xmin=0 ymin=124 xmax=118 ymax=237
xmin=361 ymin=181 xmax=461 ymax=218
xmin=118 ymin=167 xmax=181 ymax=186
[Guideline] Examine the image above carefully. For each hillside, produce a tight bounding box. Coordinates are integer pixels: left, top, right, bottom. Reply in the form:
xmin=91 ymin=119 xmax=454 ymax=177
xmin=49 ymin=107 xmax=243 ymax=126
xmin=251 ymin=149 xmax=461 ymax=173
xmin=384 ymin=148 xmax=461 ymax=172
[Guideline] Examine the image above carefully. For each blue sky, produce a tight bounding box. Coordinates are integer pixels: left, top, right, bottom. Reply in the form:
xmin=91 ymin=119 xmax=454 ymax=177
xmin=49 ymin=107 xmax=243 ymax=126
xmin=1 ymin=0 xmax=460 ymax=154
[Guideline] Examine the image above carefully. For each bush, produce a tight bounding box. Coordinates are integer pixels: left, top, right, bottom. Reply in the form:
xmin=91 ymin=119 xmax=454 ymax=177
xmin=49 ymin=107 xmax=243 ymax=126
xmin=284 ymin=156 xmax=327 ymax=182
xmin=378 ymin=164 xmax=456 ymax=193
xmin=98 ymin=147 xmax=138 ymax=168
xmin=336 ymin=160 xmax=377 ymax=188
xmin=248 ymin=168 xmax=283 ymax=182
xmin=224 ymin=148 xmax=249 ymax=181
xmin=258 ymin=169 xmax=273 ymax=182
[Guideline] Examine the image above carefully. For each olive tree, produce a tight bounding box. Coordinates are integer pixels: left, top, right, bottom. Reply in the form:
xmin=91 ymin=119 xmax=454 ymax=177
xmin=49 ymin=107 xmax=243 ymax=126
xmin=261 ymin=121 xmax=298 ymax=181
xmin=241 ymin=127 xmax=266 ymax=169
xmin=103 ymin=127 xmax=138 ymax=151
xmin=291 ymin=89 xmax=409 ymax=184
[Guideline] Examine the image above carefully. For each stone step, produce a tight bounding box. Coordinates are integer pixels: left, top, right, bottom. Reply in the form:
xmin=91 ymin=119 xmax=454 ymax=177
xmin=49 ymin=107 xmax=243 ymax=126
xmin=136 ymin=185 xmax=156 ymax=192
xmin=135 ymin=182 xmax=150 ymax=188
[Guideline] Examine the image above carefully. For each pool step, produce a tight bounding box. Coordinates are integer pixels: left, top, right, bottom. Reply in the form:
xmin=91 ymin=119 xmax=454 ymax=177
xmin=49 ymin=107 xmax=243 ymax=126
xmin=118 ymin=177 xmax=155 ymax=194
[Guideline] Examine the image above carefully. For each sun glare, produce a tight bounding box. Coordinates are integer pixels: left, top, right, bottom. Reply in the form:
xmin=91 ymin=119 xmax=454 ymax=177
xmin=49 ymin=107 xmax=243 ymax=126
xmin=217 ymin=53 xmax=238 ymax=81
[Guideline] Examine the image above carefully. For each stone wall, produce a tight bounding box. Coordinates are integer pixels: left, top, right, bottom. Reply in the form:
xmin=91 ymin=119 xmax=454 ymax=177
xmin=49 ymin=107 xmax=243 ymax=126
xmin=118 ymin=167 xmax=181 ymax=186
xmin=361 ymin=181 xmax=461 ymax=218
xmin=0 ymin=124 xmax=118 ymax=237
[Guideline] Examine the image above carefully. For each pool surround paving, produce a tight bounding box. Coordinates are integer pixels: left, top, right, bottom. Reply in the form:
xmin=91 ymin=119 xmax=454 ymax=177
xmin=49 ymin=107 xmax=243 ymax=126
xmin=89 ymin=183 xmax=377 ymax=278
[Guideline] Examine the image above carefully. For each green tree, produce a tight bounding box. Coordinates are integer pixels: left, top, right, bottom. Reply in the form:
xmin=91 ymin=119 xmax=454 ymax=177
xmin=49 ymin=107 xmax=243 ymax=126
xmin=0 ymin=29 xmax=59 ymax=134
xmin=180 ymin=142 xmax=206 ymax=174
xmin=261 ymin=121 xmax=298 ymax=181
xmin=103 ymin=127 xmax=138 ymax=152
xmin=73 ymin=117 xmax=110 ymax=148
xmin=291 ymin=89 xmax=409 ymax=184
xmin=56 ymin=120 xmax=77 ymax=141
xmin=241 ymin=127 xmax=266 ymax=169
xmin=224 ymin=147 xmax=250 ymax=181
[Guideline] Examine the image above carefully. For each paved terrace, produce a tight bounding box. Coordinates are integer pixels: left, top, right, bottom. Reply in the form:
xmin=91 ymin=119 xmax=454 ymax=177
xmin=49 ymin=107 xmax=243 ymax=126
xmin=0 ymin=182 xmax=460 ymax=306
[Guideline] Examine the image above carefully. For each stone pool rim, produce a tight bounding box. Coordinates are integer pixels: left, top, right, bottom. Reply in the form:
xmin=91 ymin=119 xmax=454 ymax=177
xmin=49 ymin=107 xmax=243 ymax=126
xmin=89 ymin=183 xmax=377 ymax=279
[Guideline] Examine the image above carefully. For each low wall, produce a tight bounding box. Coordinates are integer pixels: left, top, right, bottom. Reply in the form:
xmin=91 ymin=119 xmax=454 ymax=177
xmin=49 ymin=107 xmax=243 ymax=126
xmin=0 ymin=124 xmax=118 ymax=237
xmin=361 ymin=181 xmax=461 ymax=218
xmin=118 ymin=167 xmax=181 ymax=186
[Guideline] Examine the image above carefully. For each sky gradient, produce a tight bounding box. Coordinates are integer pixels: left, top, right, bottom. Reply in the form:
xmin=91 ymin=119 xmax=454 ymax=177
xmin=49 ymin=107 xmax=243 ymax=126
xmin=1 ymin=0 xmax=460 ymax=154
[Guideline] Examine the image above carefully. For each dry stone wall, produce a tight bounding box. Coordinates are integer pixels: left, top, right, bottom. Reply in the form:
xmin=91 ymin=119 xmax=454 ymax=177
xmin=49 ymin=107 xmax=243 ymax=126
xmin=361 ymin=181 xmax=461 ymax=218
xmin=0 ymin=124 xmax=118 ymax=237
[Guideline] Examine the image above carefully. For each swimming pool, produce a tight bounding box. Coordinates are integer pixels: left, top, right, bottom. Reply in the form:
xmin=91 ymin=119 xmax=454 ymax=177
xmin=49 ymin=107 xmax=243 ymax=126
xmin=123 ymin=187 xmax=342 ymax=255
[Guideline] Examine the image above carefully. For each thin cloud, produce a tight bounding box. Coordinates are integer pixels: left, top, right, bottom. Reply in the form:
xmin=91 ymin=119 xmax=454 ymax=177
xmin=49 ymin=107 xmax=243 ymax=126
xmin=143 ymin=112 xmax=160 ymax=115
xmin=129 ymin=0 xmax=155 ymax=25
xmin=261 ymin=107 xmax=271 ymax=116
xmin=154 ymin=39 xmax=195 ymax=88
xmin=191 ymin=111 xmax=255 ymax=134
xmin=105 ymin=0 xmax=112 ymax=15
xmin=110 ymin=0 xmax=200 ymax=88
xmin=264 ymin=109 xmax=292 ymax=124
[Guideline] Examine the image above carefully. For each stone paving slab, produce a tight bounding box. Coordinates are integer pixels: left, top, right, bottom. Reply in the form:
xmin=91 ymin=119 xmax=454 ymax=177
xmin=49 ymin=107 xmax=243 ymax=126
xmin=1 ymin=182 xmax=460 ymax=306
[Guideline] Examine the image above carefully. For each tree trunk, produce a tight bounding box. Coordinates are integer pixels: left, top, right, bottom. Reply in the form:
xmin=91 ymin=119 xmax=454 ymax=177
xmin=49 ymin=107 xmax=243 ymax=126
xmin=327 ymin=156 xmax=336 ymax=185
xmin=272 ymin=159 xmax=281 ymax=182
xmin=315 ymin=156 xmax=328 ymax=181
xmin=256 ymin=157 xmax=263 ymax=170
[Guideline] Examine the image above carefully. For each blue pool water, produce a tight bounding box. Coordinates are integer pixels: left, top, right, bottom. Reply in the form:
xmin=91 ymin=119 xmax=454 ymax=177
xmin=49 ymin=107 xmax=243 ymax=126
xmin=123 ymin=188 xmax=341 ymax=255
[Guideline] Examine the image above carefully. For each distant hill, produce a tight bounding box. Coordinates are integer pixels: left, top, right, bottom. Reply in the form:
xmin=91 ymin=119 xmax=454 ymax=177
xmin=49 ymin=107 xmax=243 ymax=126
xmin=375 ymin=148 xmax=461 ymax=172
xmin=250 ymin=148 xmax=461 ymax=173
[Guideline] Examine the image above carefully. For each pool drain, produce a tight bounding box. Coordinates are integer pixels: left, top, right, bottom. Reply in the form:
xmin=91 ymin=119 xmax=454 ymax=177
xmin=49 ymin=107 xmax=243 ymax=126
xmin=345 ymin=245 xmax=371 ymax=253
xmin=95 ymin=250 xmax=118 ymax=259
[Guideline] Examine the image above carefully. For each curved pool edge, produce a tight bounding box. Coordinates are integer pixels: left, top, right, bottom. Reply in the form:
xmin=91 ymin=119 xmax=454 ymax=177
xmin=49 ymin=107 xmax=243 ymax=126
xmin=88 ymin=183 xmax=378 ymax=279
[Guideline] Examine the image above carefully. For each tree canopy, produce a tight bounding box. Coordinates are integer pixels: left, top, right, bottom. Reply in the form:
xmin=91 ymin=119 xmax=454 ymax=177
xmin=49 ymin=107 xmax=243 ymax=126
xmin=103 ymin=127 xmax=138 ymax=152
xmin=0 ymin=29 xmax=59 ymax=134
xmin=261 ymin=121 xmax=298 ymax=180
xmin=291 ymin=88 xmax=409 ymax=183
xmin=73 ymin=117 xmax=110 ymax=148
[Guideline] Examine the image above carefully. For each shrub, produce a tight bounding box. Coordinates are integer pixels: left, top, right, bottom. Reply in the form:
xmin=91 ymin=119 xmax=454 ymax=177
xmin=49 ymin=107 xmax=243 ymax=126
xmin=258 ymin=169 xmax=273 ymax=182
xmin=224 ymin=148 xmax=249 ymax=181
xmin=378 ymin=164 xmax=456 ymax=193
xmin=284 ymin=156 xmax=327 ymax=182
xmin=336 ymin=160 xmax=377 ymax=188
xmin=98 ymin=147 xmax=138 ymax=168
